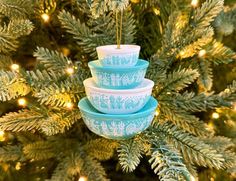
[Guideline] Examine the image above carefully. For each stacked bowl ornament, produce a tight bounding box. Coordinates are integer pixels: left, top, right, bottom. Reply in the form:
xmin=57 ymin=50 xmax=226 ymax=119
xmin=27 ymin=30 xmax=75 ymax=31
xmin=78 ymin=45 xmax=158 ymax=140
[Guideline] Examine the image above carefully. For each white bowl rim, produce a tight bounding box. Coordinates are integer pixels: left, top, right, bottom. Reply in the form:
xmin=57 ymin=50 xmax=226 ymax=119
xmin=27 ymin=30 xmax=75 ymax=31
xmin=96 ymin=44 xmax=140 ymax=54
xmin=84 ymin=78 xmax=154 ymax=93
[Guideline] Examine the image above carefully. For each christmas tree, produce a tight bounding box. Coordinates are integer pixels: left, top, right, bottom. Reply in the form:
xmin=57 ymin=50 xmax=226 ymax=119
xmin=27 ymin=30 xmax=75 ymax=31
xmin=0 ymin=0 xmax=235 ymax=180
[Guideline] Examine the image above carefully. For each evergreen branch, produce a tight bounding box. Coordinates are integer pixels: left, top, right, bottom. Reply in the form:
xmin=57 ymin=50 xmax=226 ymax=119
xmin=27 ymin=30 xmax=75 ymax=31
xmin=153 ymin=121 xmax=225 ymax=169
xmin=218 ymin=80 xmax=236 ymax=103
xmin=177 ymin=28 xmax=213 ymax=59
xmin=118 ymin=137 xmax=144 ymax=172
xmin=0 ymin=28 xmax=19 ymax=53
xmin=90 ymin=0 xmax=129 ymax=17
xmin=7 ymin=19 xmax=34 ymax=38
xmin=149 ymin=140 xmax=191 ymax=181
xmin=0 ymin=0 xmax=33 ymax=18
xmin=50 ymin=151 xmax=109 ymax=181
xmin=193 ymin=0 xmax=224 ymax=28
xmin=0 ymin=55 xmax=13 ymax=69
xmin=84 ymin=138 xmax=118 ymax=160
xmin=23 ymin=141 xmax=57 ymax=160
xmin=49 ymin=155 xmax=76 ymax=181
xmin=26 ymin=70 xmax=65 ymax=89
xmin=0 ymin=71 xmax=30 ymax=101
xmin=159 ymin=105 xmax=212 ymax=136
xmin=205 ymin=41 xmax=236 ymax=65
xmin=40 ymin=110 xmax=81 ymax=136
xmin=58 ymin=11 xmax=98 ymax=58
xmin=34 ymin=47 xmax=70 ymax=72
xmin=82 ymin=155 xmax=109 ymax=181
xmin=201 ymin=136 xmax=236 ymax=169
xmin=120 ymin=10 xmax=136 ymax=44
xmin=156 ymin=69 xmax=199 ymax=96
xmin=197 ymin=59 xmax=213 ymax=91
xmin=34 ymin=81 xmax=83 ymax=107
xmin=0 ymin=145 xmax=23 ymax=162
xmin=0 ymin=110 xmax=44 ymax=132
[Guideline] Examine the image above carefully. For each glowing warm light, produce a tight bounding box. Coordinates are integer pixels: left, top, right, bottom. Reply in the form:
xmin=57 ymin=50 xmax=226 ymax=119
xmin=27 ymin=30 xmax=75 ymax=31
xmin=155 ymin=110 xmax=160 ymax=116
xmin=79 ymin=176 xmax=87 ymax=181
xmin=0 ymin=130 xmax=4 ymax=137
xmin=66 ymin=102 xmax=73 ymax=109
xmin=191 ymin=0 xmax=198 ymax=7
xmin=198 ymin=49 xmax=206 ymax=57
xmin=66 ymin=67 xmax=74 ymax=75
xmin=179 ymin=51 xmax=185 ymax=57
xmin=41 ymin=13 xmax=50 ymax=22
xmin=15 ymin=162 xmax=21 ymax=170
xmin=153 ymin=8 xmax=160 ymax=15
xmin=233 ymin=103 xmax=236 ymax=111
xmin=11 ymin=64 xmax=19 ymax=71
xmin=0 ymin=130 xmax=5 ymax=142
xmin=190 ymin=175 xmax=195 ymax=181
xmin=18 ymin=98 xmax=26 ymax=106
xmin=212 ymin=112 xmax=220 ymax=119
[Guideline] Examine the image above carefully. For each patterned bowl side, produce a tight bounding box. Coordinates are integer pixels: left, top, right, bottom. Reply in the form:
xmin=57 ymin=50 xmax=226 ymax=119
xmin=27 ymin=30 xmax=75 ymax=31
xmin=81 ymin=112 xmax=154 ymax=140
xmin=84 ymin=79 xmax=154 ymax=114
xmin=99 ymin=53 xmax=139 ymax=67
xmin=78 ymin=97 xmax=158 ymax=140
xmin=89 ymin=59 xmax=149 ymax=89
xmin=96 ymin=45 xmax=140 ymax=67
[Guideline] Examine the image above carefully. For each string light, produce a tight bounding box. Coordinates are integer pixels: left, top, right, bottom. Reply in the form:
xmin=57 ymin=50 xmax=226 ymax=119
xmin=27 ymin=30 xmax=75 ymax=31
xmin=191 ymin=0 xmax=198 ymax=7
xmin=0 ymin=130 xmax=5 ymax=142
xmin=198 ymin=49 xmax=206 ymax=57
xmin=41 ymin=13 xmax=50 ymax=22
xmin=232 ymin=103 xmax=236 ymax=111
xmin=66 ymin=67 xmax=74 ymax=75
xmin=155 ymin=110 xmax=160 ymax=116
xmin=66 ymin=102 xmax=74 ymax=109
xmin=11 ymin=64 xmax=20 ymax=71
xmin=79 ymin=176 xmax=87 ymax=181
xmin=190 ymin=175 xmax=195 ymax=181
xmin=212 ymin=112 xmax=220 ymax=119
xmin=18 ymin=98 xmax=27 ymax=106
xmin=15 ymin=162 xmax=21 ymax=170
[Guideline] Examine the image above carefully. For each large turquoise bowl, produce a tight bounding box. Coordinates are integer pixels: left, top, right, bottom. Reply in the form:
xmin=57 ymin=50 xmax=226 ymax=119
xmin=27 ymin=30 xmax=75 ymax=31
xmin=88 ymin=59 xmax=149 ymax=89
xmin=78 ymin=96 xmax=158 ymax=140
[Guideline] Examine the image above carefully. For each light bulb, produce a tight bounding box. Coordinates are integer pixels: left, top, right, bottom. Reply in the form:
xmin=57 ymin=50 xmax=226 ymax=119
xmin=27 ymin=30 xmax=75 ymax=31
xmin=41 ymin=13 xmax=50 ymax=22
xmin=66 ymin=102 xmax=73 ymax=109
xmin=66 ymin=67 xmax=74 ymax=75
xmin=198 ymin=49 xmax=206 ymax=57
xmin=191 ymin=0 xmax=198 ymax=7
xmin=18 ymin=98 xmax=26 ymax=106
xmin=15 ymin=162 xmax=21 ymax=170
xmin=11 ymin=64 xmax=19 ymax=71
xmin=233 ymin=103 xmax=236 ymax=111
xmin=155 ymin=110 xmax=160 ymax=116
xmin=212 ymin=112 xmax=219 ymax=119
xmin=0 ymin=130 xmax=5 ymax=142
xmin=79 ymin=176 xmax=87 ymax=181
xmin=190 ymin=175 xmax=195 ymax=181
xmin=0 ymin=130 xmax=4 ymax=137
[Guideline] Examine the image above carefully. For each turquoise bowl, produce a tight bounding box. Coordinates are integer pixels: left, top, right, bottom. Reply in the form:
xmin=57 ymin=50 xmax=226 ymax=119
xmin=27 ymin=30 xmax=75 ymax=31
xmin=88 ymin=59 xmax=149 ymax=89
xmin=78 ymin=96 xmax=158 ymax=140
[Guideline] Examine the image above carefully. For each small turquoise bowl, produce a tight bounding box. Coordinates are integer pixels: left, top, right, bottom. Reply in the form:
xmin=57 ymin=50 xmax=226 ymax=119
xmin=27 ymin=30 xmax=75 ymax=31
xmin=88 ymin=59 xmax=149 ymax=89
xmin=78 ymin=96 xmax=158 ymax=140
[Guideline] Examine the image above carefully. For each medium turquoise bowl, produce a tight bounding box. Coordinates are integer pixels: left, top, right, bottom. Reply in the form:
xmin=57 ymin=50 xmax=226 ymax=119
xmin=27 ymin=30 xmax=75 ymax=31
xmin=78 ymin=96 xmax=158 ymax=140
xmin=88 ymin=59 xmax=149 ymax=89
